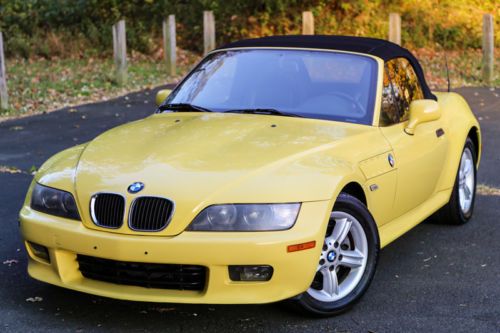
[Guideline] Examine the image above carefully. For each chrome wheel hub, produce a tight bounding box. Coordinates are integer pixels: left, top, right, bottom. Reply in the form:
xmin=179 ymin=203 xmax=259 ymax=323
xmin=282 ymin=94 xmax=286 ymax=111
xmin=307 ymin=211 xmax=368 ymax=302
xmin=458 ymin=147 xmax=475 ymax=214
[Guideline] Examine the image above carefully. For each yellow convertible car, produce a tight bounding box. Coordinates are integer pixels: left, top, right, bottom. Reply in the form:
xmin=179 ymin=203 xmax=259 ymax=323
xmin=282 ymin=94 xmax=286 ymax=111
xmin=20 ymin=36 xmax=481 ymax=315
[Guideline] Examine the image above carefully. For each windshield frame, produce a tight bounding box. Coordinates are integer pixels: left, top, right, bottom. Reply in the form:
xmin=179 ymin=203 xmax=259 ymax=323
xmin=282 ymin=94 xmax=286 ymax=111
xmin=161 ymin=47 xmax=383 ymax=126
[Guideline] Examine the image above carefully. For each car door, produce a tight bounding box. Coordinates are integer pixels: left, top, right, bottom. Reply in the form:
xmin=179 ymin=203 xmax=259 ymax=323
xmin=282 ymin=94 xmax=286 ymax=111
xmin=379 ymin=58 xmax=449 ymax=219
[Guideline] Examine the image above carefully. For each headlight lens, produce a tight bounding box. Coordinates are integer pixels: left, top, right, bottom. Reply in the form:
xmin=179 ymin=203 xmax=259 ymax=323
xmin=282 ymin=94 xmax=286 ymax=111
xmin=31 ymin=183 xmax=80 ymax=220
xmin=188 ymin=203 xmax=300 ymax=231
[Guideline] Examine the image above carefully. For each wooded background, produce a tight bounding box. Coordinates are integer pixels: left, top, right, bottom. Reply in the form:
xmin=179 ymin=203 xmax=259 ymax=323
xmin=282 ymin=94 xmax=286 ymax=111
xmin=0 ymin=0 xmax=498 ymax=59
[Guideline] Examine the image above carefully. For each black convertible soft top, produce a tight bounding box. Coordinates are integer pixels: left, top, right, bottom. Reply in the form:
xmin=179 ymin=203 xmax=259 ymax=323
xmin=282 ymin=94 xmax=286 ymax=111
xmin=219 ymin=35 xmax=436 ymax=100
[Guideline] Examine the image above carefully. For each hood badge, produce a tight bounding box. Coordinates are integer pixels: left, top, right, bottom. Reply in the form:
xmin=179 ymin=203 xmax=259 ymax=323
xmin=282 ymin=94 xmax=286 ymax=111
xmin=128 ymin=182 xmax=145 ymax=194
xmin=388 ymin=154 xmax=395 ymax=168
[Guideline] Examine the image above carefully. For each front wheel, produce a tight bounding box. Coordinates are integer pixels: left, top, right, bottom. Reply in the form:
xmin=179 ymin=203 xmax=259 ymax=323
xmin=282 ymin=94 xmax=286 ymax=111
xmin=291 ymin=193 xmax=379 ymax=316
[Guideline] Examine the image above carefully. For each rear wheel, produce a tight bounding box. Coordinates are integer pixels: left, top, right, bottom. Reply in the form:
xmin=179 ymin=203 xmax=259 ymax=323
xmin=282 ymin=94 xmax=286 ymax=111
xmin=291 ymin=193 xmax=379 ymax=316
xmin=437 ymin=138 xmax=477 ymax=224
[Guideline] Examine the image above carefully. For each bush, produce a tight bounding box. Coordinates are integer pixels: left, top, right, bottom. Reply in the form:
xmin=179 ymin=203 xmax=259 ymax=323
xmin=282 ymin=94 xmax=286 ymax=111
xmin=6 ymin=35 xmax=31 ymax=59
xmin=0 ymin=0 xmax=497 ymax=59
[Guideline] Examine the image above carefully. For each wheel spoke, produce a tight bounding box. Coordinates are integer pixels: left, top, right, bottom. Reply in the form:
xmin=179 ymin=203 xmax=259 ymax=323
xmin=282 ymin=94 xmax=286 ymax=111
xmin=463 ymin=183 xmax=472 ymax=200
xmin=339 ymin=249 xmax=365 ymax=268
xmin=321 ymin=267 xmax=339 ymax=297
xmin=464 ymin=159 xmax=473 ymax=177
xmin=459 ymin=188 xmax=465 ymax=209
xmin=331 ymin=217 xmax=352 ymax=244
xmin=324 ymin=236 xmax=335 ymax=247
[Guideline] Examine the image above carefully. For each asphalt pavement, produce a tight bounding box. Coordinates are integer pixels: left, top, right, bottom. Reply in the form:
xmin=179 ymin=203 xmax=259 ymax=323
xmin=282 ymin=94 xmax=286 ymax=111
xmin=0 ymin=87 xmax=499 ymax=333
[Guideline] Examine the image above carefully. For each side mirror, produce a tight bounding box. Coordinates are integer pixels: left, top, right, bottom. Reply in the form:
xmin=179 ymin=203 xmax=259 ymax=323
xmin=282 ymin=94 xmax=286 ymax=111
xmin=155 ymin=89 xmax=172 ymax=106
xmin=405 ymin=100 xmax=441 ymax=135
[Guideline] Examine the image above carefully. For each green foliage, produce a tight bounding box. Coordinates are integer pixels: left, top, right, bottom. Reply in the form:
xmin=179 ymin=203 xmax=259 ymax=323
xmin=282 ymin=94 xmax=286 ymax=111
xmin=0 ymin=0 xmax=497 ymax=58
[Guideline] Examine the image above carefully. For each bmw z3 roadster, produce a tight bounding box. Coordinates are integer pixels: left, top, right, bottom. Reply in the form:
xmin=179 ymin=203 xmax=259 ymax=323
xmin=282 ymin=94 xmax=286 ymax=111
xmin=20 ymin=36 xmax=481 ymax=315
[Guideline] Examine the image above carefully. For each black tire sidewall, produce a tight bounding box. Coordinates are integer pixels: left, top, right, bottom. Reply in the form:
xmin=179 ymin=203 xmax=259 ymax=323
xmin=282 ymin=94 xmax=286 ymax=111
xmin=295 ymin=193 xmax=380 ymax=316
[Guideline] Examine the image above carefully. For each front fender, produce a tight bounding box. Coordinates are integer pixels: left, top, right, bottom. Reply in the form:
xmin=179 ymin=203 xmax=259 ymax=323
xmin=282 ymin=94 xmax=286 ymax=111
xmin=434 ymin=92 xmax=481 ymax=192
xmin=204 ymin=147 xmax=367 ymax=205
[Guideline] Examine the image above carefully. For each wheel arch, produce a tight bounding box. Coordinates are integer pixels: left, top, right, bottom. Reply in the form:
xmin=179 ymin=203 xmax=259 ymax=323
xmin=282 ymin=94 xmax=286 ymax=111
xmin=340 ymin=182 xmax=367 ymax=207
xmin=467 ymin=126 xmax=481 ymax=166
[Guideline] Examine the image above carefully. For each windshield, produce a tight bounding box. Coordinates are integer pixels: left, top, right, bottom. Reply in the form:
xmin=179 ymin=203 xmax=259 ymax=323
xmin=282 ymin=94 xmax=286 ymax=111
xmin=165 ymin=49 xmax=378 ymax=124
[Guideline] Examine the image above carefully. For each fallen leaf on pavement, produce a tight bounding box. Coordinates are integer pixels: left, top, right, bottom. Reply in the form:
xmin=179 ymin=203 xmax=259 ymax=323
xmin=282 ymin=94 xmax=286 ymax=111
xmin=29 ymin=165 xmax=38 ymax=175
xmin=26 ymin=297 xmax=43 ymax=302
xmin=3 ymin=259 xmax=19 ymax=266
xmin=477 ymin=184 xmax=500 ymax=196
xmin=150 ymin=307 xmax=176 ymax=313
xmin=0 ymin=165 xmax=22 ymax=174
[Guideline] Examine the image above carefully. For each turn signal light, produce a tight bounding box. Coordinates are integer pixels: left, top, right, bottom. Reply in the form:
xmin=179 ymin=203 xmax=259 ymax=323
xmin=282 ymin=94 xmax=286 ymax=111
xmin=287 ymin=241 xmax=316 ymax=253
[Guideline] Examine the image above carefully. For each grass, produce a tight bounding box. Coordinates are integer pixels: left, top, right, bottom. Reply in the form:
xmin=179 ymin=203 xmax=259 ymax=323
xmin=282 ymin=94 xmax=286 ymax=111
xmin=0 ymin=49 xmax=200 ymax=120
xmin=0 ymin=47 xmax=498 ymax=121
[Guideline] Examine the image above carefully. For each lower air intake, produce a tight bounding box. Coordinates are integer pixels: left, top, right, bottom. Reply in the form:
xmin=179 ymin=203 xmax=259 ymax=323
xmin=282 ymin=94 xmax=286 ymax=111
xmin=77 ymin=255 xmax=206 ymax=291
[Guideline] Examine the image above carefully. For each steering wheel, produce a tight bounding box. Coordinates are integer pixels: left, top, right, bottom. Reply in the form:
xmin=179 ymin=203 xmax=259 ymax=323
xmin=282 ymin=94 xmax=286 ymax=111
xmin=325 ymin=92 xmax=366 ymax=115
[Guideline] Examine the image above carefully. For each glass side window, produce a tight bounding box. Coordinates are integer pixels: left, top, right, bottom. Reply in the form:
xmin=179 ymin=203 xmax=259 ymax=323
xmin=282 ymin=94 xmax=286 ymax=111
xmin=380 ymin=58 xmax=424 ymax=126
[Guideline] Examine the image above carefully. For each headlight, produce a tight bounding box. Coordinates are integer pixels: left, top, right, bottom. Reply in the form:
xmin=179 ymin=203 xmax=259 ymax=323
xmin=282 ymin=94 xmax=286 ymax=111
xmin=31 ymin=183 xmax=80 ymax=220
xmin=187 ymin=203 xmax=300 ymax=231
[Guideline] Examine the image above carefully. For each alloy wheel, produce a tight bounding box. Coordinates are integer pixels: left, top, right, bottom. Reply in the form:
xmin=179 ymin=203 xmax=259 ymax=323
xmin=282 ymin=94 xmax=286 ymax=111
xmin=307 ymin=211 xmax=368 ymax=302
xmin=458 ymin=147 xmax=475 ymax=214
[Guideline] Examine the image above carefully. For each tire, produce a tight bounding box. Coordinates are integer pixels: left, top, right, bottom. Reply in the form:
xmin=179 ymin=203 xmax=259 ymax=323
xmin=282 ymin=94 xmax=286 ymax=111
xmin=289 ymin=193 xmax=379 ymax=316
xmin=436 ymin=138 xmax=477 ymax=225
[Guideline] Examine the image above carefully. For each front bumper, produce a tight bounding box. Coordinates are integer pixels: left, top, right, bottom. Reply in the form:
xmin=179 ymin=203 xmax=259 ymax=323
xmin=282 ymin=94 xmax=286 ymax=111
xmin=19 ymin=200 xmax=330 ymax=304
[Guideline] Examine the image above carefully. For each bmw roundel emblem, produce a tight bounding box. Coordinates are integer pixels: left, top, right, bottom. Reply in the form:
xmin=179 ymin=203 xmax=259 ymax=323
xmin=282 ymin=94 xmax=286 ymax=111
xmin=128 ymin=182 xmax=145 ymax=194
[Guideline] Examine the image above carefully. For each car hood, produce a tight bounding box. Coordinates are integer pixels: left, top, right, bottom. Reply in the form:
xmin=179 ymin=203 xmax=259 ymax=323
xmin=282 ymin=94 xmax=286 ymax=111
xmin=68 ymin=112 xmax=378 ymax=235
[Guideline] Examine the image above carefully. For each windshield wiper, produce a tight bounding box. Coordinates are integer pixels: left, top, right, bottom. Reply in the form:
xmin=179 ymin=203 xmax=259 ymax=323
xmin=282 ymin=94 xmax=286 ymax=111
xmin=224 ymin=108 xmax=302 ymax=118
xmin=158 ymin=103 xmax=213 ymax=113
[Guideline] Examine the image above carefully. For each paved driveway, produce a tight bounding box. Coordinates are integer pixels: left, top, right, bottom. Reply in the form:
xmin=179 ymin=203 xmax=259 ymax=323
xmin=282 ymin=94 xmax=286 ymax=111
xmin=0 ymin=87 xmax=498 ymax=332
